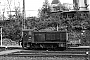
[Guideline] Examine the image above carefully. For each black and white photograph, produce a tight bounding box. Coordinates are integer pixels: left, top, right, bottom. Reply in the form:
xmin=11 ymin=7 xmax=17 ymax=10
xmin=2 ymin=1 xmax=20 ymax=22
xmin=0 ymin=0 xmax=90 ymax=60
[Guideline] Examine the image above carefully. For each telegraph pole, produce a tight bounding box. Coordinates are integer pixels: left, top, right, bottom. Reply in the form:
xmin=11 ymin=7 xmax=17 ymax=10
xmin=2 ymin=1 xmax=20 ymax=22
xmin=1 ymin=11 xmax=5 ymax=46
xmin=0 ymin=26 xmax=2 ymax=46
xmin=1 ymin=7 xmax=5 ymax=46
xmin=22 ymin=0 xmax=25 ymax=29
xmin=21 ymin=0 xmax=25 ymax=46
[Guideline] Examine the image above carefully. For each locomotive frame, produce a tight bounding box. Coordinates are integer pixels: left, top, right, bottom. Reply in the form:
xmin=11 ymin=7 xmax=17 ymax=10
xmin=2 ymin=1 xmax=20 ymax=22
xmin=21 ymin=29 xmax=68 ymax=50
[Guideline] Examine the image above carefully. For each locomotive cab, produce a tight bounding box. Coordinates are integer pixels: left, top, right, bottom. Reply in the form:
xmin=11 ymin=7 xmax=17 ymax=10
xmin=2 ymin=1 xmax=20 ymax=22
xmin=22 ymin=29 xmax=33 ymax=49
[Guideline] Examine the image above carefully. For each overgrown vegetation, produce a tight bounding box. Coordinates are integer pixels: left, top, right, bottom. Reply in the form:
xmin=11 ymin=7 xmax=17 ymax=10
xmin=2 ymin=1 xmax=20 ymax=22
xmin=1 ymin=2 xmax=90 ymax=46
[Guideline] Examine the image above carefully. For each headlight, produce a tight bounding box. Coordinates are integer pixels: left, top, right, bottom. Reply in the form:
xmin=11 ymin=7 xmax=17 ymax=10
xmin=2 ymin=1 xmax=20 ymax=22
xmin=28 ymin=37 xmax=32 ymax=41
xmin=29 ymin=37 xmax=31 ymax=39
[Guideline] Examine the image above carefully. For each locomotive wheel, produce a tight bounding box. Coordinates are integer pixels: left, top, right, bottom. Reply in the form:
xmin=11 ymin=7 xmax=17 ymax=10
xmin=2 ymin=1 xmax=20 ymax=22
xmin=22 ymin=43 xmax=28 ymax=49
xmin=27 ymin=43 xmax=32 ymax=50
xmin=22 ymin=43 xmax=31 ymax=50
xmin=31 ymin=44 xmax=40 ymax=49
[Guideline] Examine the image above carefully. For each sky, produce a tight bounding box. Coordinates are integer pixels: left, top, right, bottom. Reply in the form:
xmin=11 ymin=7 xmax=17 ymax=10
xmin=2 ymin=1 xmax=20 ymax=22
xmin=0 ymin=0 xmax=90 ymax=18
xmin=25 ymin=0 xmax=73 ymax=17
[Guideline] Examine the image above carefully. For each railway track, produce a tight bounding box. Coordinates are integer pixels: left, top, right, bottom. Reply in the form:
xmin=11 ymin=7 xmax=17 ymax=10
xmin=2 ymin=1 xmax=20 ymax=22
xmin=2 ymin=50 xmax=89 ymax=57
xmin=13 ymin=50 xmax=87 ymax=54
xmin=0 ymin=49 xmax=89 ymax=60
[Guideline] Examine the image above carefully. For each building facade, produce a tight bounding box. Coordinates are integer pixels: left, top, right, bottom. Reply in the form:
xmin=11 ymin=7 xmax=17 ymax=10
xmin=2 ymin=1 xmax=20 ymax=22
xmin=73 ymin=0 xmax=89 ymax=10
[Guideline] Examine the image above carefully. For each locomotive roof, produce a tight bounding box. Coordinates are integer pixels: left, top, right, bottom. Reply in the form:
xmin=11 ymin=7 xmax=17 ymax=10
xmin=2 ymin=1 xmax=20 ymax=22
xmin=22 ymin=29 xmax=34 ymax=31
xmin=23 ymin=30 xmax=67 ymax=32
xmin=33 ymin=31 xmax=67 ymax=33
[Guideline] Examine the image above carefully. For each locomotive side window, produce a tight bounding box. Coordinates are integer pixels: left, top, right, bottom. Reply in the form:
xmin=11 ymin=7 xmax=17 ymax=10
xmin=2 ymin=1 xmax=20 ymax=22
xmin=46 ymin=33 xmax=56 ymax=41
xmin=51 ymin=34 xmax=55 ymax=40
xmin=34 ymin=33 xmax=45 ymax=42
xmin=60 ymin=32 xmax=66 ymax=42
xmin=55 ymin=33 xmax=60 ymax=40
xmin=46 ymin=34 xmax=51 ymax=40
xmin=23 ymin=31 xmax=29 ymax=41
xmin=46 ymin=32 xmax=66 ymax=41
xmin=23 ymin=31 xmax=28 ymax=36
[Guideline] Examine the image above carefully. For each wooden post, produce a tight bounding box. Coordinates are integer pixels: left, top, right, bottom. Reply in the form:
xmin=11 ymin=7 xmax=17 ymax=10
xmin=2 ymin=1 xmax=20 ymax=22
xmin=23 ymin=0 xmax=25 ymax=29
xmin=57 ymin=24 xmax=58 ymax=31
xmin=0 ymin=27 xmax=2 ymax=46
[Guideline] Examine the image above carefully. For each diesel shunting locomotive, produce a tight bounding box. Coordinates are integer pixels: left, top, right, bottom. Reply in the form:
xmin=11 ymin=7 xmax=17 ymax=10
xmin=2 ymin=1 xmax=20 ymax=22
xmin=21 ymin=29 xmax=68 ymax=50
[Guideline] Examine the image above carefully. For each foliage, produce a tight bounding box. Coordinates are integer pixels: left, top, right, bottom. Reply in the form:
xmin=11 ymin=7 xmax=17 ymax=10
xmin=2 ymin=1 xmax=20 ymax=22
xmin=62 ymin=11 xmax=90 ymax=31
xmin=2 ymin=20 xmax=22 ymax=41
xmin=62 ymin=11 xmax=90 ymax=46
xmin=26 ymin=17 xmax=37 ymax=29
xmin=37 ymin=2 xmax=70 ymax=30
xmin=2 ymin=7 xmax=22 ymax=41
xmin=2 ymin=1 xmax=90 ymax=46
